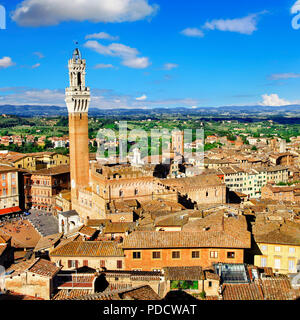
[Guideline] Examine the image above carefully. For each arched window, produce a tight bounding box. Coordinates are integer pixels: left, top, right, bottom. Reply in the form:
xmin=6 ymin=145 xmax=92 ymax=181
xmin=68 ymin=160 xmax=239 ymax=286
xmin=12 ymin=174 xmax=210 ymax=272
xmin=134 ymin=188 xmax=138 ymax=196
xmin=119 ymin=190 xmax=123 ymax=197
xmin=206 ymin=191 xmax=208 ymax=197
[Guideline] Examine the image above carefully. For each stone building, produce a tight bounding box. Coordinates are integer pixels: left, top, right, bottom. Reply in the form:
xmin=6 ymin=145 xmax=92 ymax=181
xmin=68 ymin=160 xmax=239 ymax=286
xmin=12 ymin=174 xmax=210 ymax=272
xmin=158 ymin=174 xmax=226 ymax=207
xmin=5 ymin=258 xmax=61 ymax=300
xmin=0 ymin=166 xmax=20 ymax=215
xmin=50 ymin=241 xmax=125 ymax=271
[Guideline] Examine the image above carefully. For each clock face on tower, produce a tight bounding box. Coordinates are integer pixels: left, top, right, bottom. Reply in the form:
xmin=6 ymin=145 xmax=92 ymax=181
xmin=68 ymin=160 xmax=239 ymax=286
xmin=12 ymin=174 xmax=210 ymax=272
xmin=71 ymin=179 xmax=76 ymax=189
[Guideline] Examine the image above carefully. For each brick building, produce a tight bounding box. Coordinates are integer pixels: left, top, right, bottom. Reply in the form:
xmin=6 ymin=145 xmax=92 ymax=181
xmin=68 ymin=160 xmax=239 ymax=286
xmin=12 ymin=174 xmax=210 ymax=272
xmin=122 ymin=229 xmax=251 ymax=272
xmin=24 ymin=165 xmax=70 ymax=212
xmin=261 ymin=184 xmax=300 ymax=203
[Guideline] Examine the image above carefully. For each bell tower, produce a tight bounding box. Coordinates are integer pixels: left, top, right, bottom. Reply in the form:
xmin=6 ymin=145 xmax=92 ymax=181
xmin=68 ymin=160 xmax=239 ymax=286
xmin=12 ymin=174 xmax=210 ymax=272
xmin=65 ymin=48 xmax=90 ymax=202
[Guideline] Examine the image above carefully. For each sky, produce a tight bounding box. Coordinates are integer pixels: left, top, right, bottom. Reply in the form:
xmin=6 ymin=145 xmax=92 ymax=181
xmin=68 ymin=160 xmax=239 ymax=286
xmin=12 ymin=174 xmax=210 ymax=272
xmin=0 ymin=0 xmax=300 ymax=109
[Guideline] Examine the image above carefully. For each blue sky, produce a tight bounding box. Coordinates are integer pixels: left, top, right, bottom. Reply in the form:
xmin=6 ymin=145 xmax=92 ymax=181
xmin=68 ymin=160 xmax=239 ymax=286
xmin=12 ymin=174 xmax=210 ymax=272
xmin=0 ymin=0 xmax=300 ymax=109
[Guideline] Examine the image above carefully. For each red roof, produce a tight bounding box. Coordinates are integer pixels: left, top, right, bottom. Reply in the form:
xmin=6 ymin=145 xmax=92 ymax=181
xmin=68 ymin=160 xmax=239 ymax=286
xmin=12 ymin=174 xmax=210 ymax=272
xmin=0 ymin=206 xmax=22 ymax=216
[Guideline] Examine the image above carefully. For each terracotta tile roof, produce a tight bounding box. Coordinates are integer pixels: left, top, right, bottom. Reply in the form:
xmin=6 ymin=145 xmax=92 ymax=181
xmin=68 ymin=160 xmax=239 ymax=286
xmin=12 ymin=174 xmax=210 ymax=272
xmin=86 ymin=219 xmax=111 ymax=227
xmin=205 ymin=271 xmax=220 ymax=281
xmin=222 ymin=276 xmax=298 ymax=300
xmin=119 ymin=285 xmax=161 ymax=300
xmin=28 ymin=258 xmax=61 ymax=277
xmin=155 ymin=214 xmax=189 ymax=228
xmin=163 ymin=266 xmax=205 ymax=281
xmin=122 ymin=230 xmax=251 ymax=249
xmin=103 ymin=222 xmax=135 ymax=234
xmin=0 ymin=166 xmax=18 ymax=173
xmin=52 ymin=289 xmax=94 ymax=300
xmin=253 ymin=220 xmax=300 ymax=246
xmin=30 ymin=165 xmax=70 ymax=176
xmin=50 ymin=241 xmax=124 ymax=257
xmin=0 ymin=234 xmax=11 ymax=243
xmin=34 ymin=233 xmax=63 ymax=252
xmin=160 ymin=174 xmax=225 ymax=191
xmin=6 ymin=258 xmax=36 ymax=274
xmin=222 ymin=283 xmax=263 ymax=300
xmin=261 ymin=276 xmax=293 ymax=300
xmin=78 ymin=226 xmax=97 ymax=238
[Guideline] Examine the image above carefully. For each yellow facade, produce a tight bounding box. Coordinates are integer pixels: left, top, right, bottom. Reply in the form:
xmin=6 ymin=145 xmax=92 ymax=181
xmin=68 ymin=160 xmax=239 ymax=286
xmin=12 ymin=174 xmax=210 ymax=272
xmin=254 ymin=242 xmax=299 ymax=274
xmin=13 ymin=153 xmax=69 ymax=171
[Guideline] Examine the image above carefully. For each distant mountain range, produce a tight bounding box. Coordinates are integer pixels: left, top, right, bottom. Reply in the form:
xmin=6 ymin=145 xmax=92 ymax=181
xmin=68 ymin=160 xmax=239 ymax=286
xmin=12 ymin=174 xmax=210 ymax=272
xmin=0 ymin=104 xmax=300 ymax=117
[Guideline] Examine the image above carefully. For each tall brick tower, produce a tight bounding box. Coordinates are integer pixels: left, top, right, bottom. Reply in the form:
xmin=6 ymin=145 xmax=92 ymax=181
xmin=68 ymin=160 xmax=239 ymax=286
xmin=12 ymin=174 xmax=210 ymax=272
xmin=65 ymin=48 xmax=90 ymax=202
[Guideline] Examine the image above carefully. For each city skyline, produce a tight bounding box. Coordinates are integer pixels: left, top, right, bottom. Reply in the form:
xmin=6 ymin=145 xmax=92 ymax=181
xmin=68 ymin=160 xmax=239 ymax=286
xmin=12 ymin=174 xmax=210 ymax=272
xmin=0 ymin=0 xmax=300 ymax=109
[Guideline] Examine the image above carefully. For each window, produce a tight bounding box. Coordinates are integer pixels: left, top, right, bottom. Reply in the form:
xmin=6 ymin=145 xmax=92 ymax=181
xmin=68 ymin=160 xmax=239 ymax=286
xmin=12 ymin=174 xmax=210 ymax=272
xmin=261 ymin=245 xmax=267 ymax=251
xmin=208 ymin=281 xmax=212 ymax=288
xmin=117 ymin=260 xmax=123 ymax=269
xmin=134 ymin=189 xmax=138 ymax=195
xmin=210 ymin=251 xmax=218 ymax=259
xmin=133 ymin=251 xmax=141 ymax=260
xmin=152 ymin=251 xmax=161 ymax=259
xmin=289 ymin=247 xmax=296 ymax=255
xmin=288 ymin=260 xmax=295 ymax=272
xmin=119 ymin=190 xmax=123 ymax=197
xmin=274 ymin=259 xmax=281 ymax=269
xmin=227 ymin=252 xmax=235 ymax=259
xmin=274 ymin=246 xmax=281 ymax=252
xmin=83 ymin=260 xmax=88 ymax=267
xmin=261 ymin=257 xmax=267 ymax=267
xmin=100 ymin=260 xmax=105 ymax=268
xmin=191 ymin=251 xmax=200 ymax=259
xmin=68 ymin=260 xmax=78 ymax=269
xmin=172 ymin=251 xmax=180 ymax=259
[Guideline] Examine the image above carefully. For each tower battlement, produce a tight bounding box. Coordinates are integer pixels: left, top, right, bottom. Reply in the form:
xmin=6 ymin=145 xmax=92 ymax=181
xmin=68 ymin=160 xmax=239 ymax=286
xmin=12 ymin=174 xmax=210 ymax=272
xmin=65 ymin=48 xmax=90 ymax=114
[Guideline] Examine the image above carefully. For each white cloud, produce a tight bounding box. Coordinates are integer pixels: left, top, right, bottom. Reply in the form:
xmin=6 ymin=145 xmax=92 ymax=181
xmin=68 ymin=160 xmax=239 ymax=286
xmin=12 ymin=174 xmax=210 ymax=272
xmin=204 ymin=13 xmax=261 ymax=35
xmin=181 ymin=28 xmax=204 ymax=38
xmin=31 ymin=63 xmax=40 ymax=69
xmin=259 ymin=94 xmax=291 ymax=106
xmin=94 ymin=64 xmax=114 ymax=69
xmin=136 ymin=94 xmax=147 ymax=101
xmin=270 ymin=73 xmax=300 ymax=80
xmin=12 ymin=0 xmax=159 ymax=26
xmin=85 ymin=32 xmax=119 ymax=41
xmin=0 ymin=88 xmax=65 ymax=106
xmin=163 ymin=63 xmax=178 ymax=70
xmin=84 ymin=40 xmax=151 ymax=69
xmin=0 ymin=57 xmax=16 ymax=69
xmin=33 ymin=52 xmax=44 ymax=59
xmin=0 ymin=86 xmax=200 ymax=110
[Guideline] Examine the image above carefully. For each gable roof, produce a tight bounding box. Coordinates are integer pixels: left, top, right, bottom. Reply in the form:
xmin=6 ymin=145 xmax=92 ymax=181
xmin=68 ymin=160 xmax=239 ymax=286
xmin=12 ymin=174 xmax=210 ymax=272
xmin=163 ymin=266 xmax=205 ymax=281
xmin=122 ymin=230 xmax=251 ymax=249
xmin=50 ymin=241 xmax=124 ymax=257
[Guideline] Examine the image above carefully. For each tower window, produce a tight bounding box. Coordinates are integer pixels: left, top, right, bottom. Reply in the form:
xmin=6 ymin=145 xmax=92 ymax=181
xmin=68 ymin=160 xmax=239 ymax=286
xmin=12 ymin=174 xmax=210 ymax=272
xmin=78 ymin=72 xmax=82 ymax=86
